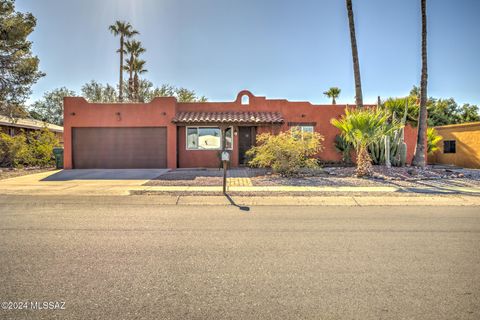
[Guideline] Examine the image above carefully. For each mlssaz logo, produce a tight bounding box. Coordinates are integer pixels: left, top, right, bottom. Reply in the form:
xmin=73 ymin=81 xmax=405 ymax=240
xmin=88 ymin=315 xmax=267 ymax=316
xmin=30 ymin=301 xmax=66 ymax=310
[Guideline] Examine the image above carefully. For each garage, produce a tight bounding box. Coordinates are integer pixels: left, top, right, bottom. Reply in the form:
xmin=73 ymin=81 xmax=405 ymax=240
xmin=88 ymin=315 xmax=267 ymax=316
xmin=72 ymin=127 xmax=167 ymax=169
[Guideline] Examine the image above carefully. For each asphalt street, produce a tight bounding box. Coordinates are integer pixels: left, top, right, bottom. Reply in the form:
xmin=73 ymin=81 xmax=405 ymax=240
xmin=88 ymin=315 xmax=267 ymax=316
xmin=0 ymin=195 xmax=479 ymax=319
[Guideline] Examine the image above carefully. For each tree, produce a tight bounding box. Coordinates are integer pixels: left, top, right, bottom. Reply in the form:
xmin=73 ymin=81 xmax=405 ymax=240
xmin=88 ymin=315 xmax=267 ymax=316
xmin=142 ymin=82 xmax=207 ymax=103
xmin=150 ymin=84 xmax=175 ymax=99
xmin=109 ymin=21 xmax=138 ymax=102
xmin=345 ymin=0 xmax=363 ymax=108
xmin=427 ymin=98 xmax=458 ymax=127
xmin=124 ymin=40 xmax=146 ymax=101
xmin=0 ymin=0 xmax=45 ymax=119
xmin=29 ymin=87 xmax=76 ymax=125
xmin=381 ymin=86 xmax=480 ymax=127
xmin=323 ymin=87 xmax=341 ymax=104
xmin=331 ymin=108 xmax=400 ymax=177
xmin=412 ymin=0 xmax=428 ymax=167
xmin=458 ymin=104 xmax=480 ymax=123
xmin=132 ymin=59 xmax=147 ymax=102
xmin=81 ymin=80 xmax=117 ymax=103
xmin=175 ymin=87 xmax=207 ymax=102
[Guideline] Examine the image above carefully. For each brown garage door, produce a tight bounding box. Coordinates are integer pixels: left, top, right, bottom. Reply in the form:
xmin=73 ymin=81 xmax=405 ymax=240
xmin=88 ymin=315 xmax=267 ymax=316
xmin=72 ymin=127 xmax=167 ymax=169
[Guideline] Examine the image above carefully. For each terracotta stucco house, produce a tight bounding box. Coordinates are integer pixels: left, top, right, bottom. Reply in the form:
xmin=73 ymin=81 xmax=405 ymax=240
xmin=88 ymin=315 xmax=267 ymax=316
xmin=0 ymin=115 xmax=63 ymax=143
xmin=63 ymin=90 xmax=419 ymax=169
xmin=428 ymin=122 xmax=480 ymax=168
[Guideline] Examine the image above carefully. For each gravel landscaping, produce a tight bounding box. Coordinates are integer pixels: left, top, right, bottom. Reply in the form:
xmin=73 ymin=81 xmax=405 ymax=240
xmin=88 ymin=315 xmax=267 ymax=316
xmin=145 ymin=166 xmax=480 ymax=189
xmin=253 ymin=166 xmax=480 ymax=188
xmin=0 ymin=167 xmax=56 ymax=180
xmin=145 ymin=168 xmax=268 ymax=186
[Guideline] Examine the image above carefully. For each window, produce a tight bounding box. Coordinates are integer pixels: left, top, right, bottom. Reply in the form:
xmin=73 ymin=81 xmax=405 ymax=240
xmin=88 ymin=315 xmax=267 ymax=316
xmin=443 ymin=140 xmax=456 ymax=154
xmin=297 ymin=126 xmax=314 ymax=133
xmin=289 ymin=125 xmax=315 ymax=140
xmin=186 ymin=127 xmax=233 ymax=150
xmin=241 ymin=95 xmax=249 ymax=105
xmin=224 ymin=127 xmax=233 ymax=149
xmin=287 ymin=123 xmax=315 ymax=134
xmin=8 ymin=128 xmax=15 ymax=137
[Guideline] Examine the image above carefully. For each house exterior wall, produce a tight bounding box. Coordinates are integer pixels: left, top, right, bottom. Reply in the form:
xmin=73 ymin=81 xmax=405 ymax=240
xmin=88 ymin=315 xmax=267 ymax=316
xmin=63 ymin=97 xmax=178 ymax=169
xmin=63 ymin=91 xmax=420 ymax=169
xmin=177 ymin=126 xmax=240 ymax=168
xmin=428 ymin=122 xmax=480 ymax=168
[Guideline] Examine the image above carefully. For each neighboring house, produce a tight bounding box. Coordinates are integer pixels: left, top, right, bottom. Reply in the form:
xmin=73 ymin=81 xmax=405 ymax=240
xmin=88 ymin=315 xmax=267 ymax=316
xmin=0 ymin=115 xmax=64 ymax=143
xmin=428 ymin=122 xmax=480 ymax=169
xmin=63 ymin=90 xmax=419 ymax=169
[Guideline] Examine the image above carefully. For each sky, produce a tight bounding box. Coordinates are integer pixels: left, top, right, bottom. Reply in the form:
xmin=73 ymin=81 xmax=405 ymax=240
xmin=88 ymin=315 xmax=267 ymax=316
xmin=15 ymin=0 xmax=480 ymax=106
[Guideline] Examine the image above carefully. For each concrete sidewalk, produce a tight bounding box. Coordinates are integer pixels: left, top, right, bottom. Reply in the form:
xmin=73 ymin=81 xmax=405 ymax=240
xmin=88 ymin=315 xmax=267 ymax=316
xmin=131 ymin=194 xmax=480 ymax=206
xmin=137 ymin=184 xmax=480 ymax=194
xmin=1 ymin=170 xmax=480 ymax=205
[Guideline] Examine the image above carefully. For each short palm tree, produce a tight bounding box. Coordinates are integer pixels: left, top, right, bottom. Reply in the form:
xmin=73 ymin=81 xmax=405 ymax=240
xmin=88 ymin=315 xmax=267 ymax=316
xmin=124 ymin=40 xmax=146 ymax=100
xmin=427 ymin=127 xmax=442 ymax=154
xmin=331 ymin=108 xmax=400 ymax=177
xmin=323 ymin=87 xmax=341 ymax=104
xmin=109 ymin=21 xmax=138 ymax=102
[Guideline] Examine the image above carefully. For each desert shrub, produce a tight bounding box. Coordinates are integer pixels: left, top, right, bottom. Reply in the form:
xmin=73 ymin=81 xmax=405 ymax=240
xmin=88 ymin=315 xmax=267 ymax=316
xmin=0 ymin=132 xmax=30 ymax=167
xmin=0 ymin=128 xmax=60 ymax=168
xmin=26 ymin=128 xmax=60 ymax=167
xmin=246 ymin=128 xmax=324 ymax=176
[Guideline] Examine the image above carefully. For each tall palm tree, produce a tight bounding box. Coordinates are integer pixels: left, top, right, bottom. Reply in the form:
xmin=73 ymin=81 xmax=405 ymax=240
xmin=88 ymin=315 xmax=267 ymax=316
xmin=132 ymin=59 xmax=147 ymax=102
xmin=412 ymin=0 xmax=428 ymax=167
xmin=124 ymin=40 xmax=145 ymax=101
xmin=345 ymin=0 xmax=363 ymax=108
xmin=323 ymin=87 xmax=341 ymax=104
xmin=123 ymin=56 xmax=135 ymax=100
xmin=109 ymin=21 xmax=138 ymax=102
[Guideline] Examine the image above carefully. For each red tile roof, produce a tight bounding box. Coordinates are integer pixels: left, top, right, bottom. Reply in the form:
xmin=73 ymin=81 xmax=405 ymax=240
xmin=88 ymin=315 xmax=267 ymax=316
xmin=172 ymin=111 xmax=284 ymax=124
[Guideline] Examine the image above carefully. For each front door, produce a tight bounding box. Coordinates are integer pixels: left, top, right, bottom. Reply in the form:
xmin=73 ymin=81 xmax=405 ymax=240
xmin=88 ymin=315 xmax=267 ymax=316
xmin=238 ymin=126 xmax=255 ymax=165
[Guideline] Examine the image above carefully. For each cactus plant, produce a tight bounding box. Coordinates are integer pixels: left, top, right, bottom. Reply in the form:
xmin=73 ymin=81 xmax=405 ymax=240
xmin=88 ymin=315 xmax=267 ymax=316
xmin=369 ymin=100 xmax=408 ymax=167
xmin=384 ymin=135 xmax=391 ymax=168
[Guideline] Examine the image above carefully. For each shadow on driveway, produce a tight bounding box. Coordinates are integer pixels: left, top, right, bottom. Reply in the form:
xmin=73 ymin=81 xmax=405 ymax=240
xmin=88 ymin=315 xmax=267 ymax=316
xmin=42 ymin=169 xmax=170 ymax=181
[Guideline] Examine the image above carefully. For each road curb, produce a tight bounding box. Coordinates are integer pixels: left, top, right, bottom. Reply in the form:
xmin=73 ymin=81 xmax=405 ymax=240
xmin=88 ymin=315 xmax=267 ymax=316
xmin=132 ymin=194 xmax=480 ymax=207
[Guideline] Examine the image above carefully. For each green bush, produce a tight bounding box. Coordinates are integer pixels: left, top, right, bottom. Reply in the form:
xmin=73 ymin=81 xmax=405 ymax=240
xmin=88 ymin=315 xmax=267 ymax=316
xmin=246 ymin=128 xmax=324 ymax=176
xmin=27 ymin=128 xmax=60 ymax=167
xmin=0 ymin=132 xmax=30 ymax=167
xmin=0 ymin=128 xmax=60 ymax=168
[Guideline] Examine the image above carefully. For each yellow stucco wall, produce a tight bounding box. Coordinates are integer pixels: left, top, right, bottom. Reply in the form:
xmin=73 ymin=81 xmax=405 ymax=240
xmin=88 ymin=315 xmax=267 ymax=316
xmin=428 ymin=122 xmax=480 ymax=168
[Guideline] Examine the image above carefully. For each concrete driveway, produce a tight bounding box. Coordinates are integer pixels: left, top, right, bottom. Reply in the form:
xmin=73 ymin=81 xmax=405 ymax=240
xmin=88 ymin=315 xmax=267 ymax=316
xmin=41 ymin=169 xmax=170 ymax=181
xmin=0 ymin=169 xmax=169 ymax=196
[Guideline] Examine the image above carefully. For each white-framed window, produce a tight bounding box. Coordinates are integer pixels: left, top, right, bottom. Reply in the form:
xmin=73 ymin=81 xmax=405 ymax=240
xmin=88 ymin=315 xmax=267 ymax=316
xmin=297 ymin=125 xmax=314 ymax=133
xmin=289 ymin=125 xmax=315 ymax=140
xmin=186 ymin=126 xmax=233 ymax=150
